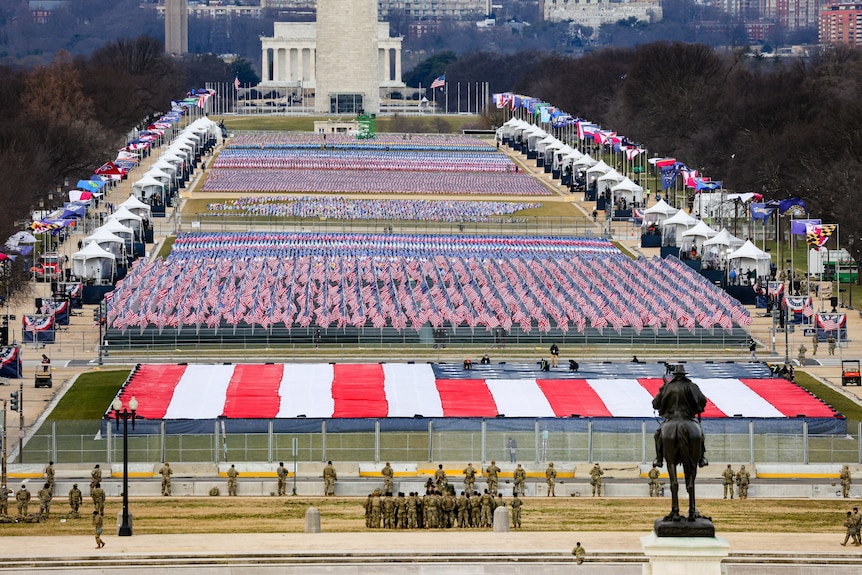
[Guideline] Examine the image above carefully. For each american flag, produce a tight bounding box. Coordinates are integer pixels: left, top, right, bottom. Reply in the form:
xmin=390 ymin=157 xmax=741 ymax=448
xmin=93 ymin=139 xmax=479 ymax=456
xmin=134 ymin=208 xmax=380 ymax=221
xmin=430 ymin=75 xmax=445 ymax=89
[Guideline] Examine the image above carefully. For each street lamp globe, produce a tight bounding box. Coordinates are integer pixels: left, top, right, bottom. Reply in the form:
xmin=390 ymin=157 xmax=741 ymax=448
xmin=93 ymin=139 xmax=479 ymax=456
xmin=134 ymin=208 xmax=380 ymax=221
xmin=112 ymin=397 xmax=122 ymax=411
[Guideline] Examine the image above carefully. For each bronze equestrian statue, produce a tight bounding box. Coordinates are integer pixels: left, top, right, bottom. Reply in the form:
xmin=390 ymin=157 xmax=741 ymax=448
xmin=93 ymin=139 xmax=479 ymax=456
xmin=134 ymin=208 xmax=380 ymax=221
xmin=652 ymin=365 xmax=711 ymax=532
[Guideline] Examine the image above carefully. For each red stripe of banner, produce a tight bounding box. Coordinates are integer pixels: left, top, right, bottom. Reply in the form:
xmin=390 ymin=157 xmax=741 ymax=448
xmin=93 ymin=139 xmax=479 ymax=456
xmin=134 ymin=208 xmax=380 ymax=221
xmin=223 ymin=364 xmax=284 ymax=418
xmin=535 ymin=379 xmax=612 ymax=417
xmin=435 ymin=379 xmax=498 ymax=417
xmin=331 ymin=363 xmax=388 ymax=418
xmin=638 ymin=378 xmax=727 ymax=418
xmin=740 ymin=378 xmax=836 ymax=418
xmin=121 ymin=364 xmax=187 ymax=419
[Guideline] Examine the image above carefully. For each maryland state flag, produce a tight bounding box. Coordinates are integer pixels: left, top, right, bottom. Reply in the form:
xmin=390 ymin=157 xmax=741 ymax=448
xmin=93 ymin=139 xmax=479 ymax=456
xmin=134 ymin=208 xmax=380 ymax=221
xmin=805 ymin=223 xmax=837 ymax=247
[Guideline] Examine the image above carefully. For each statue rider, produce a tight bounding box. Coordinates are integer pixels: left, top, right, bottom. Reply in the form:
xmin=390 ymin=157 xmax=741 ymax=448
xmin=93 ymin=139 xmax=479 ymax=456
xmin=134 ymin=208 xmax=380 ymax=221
xmin=652 ymin=364 xmax=709 ymax=468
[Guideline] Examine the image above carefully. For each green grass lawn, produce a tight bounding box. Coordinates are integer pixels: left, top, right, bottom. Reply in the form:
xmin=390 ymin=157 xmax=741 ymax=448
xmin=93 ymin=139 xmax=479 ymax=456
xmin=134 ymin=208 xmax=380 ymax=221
xmin=47 ymin=370 xmax=129 ymax=421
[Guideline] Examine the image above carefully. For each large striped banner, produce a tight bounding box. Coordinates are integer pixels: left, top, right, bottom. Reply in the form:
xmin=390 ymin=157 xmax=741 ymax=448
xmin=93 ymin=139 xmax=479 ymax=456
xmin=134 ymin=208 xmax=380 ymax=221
xmin=115 ymin=363 xmax=836 ymax=421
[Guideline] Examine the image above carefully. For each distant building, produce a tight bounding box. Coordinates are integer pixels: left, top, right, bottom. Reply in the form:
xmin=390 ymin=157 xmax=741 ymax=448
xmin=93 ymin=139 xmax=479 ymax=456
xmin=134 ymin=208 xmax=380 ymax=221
xmin=544 ymin=0 xmax=662 ymax=28
xmin=29 ymin=1 xmax=68 ymax=24
xmin=761 ymin=0 xmax=819 ymax=31
xmin=820 ymin=3 xmax=862 ymax=45
xmin=165 ymin=0 xmax=189 ymax=55
xmin=262 ymin=0 xmax=486 ymax=19
xmin=259 ymin=0 xmax=404 ymax=114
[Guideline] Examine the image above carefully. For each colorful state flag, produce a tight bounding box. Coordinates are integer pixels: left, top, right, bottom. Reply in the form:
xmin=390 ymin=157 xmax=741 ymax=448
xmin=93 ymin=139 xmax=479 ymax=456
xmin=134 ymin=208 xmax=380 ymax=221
xmin=430 ymin=75 xmax=445 ymax=89
xmin=805 ymin=223 xmax=837 ymax=247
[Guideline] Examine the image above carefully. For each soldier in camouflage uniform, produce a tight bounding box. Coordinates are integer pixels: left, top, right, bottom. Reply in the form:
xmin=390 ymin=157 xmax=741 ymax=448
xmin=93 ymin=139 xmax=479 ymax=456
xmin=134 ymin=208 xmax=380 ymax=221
xmin=68 ymin=484 xmax=83 ymax=518
xmin=406 ymin=492 xmax=417 ymax=529
xmin=441 ymin=490 xmax=456 ymax=528
xmin=38 ymin=482 xmax=53 ymax=518
xmin=44 ymin=462 xmax=55 ymax=494
xmin=16 ymin=485 xmax=31 ymax=516
xmin=513 ymin=464 xmax=526 ymax=496
xmin=648 ymin=464 xmax=661 ymax=497
xmin=840 ymin=465 xmax=852 ymax=498
xmin=737 ymin=465 xmax=751 ymax=499
xmin=322 ymin=461 xmax=337 ymax=496
xmin=227 ymin=464 xmax=239 ymax=496
xmin=480 ymin=489 xmax=494 ymax=527
xmin=370 ymin=490 xmax=382 ymax=528
xmin=364 ymin=492 xmax=373 ymax=527
xmin=381 ymin=492 xmax=395 ymax=529
xmin=469 ymin=490 xmax=481 ymax=527
xmin=545 ymin=462 xmax=557 ymax=496
xmin=90 ymin=464 xmax=102 ymax=494
xmin=463 ymin=463 xmax=477 ymax=493
xmin=434 ymin=464 xmax=448 ymax=493
xmin=722 ymin=465 xmax=735 ymax=499
xmin=159 ymin=462 xmax=173 ymax=496
xmin=396 ymin=492 xmax=407 ymax=528
xmin=590 ymin=463 xmax=604 ymax=497
xmin=486 ymin=461 xmax=501 ymax=495
xmin=510 ymin=493 xmax=523 ymax=528
xmin=457 ymin=492 xmax=469 ymax=528
xmin=382 ymin=462 xmax=394 ymax=494
xmin=0 ymin=484 xmax=10 ymax=516
xmin=276 ymin=462 xmax=288 ymax=496
xmin=91 ymin=482 xmax=105 ymax=516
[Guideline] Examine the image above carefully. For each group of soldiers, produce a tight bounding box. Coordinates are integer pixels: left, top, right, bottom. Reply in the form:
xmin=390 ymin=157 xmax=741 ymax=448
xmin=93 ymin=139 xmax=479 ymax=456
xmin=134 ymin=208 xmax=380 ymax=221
xmin=0 ymin=462 xmax=103 ymax=522
xmin=363 ymin=489 xmax=523 ymax=529
xmin=545 ymin=462 xmax=604 ymax=497
xmin=842 ymin=506 xmax=862 ymax=546
xmin=721 ymin=464 xmax=751 ymax=499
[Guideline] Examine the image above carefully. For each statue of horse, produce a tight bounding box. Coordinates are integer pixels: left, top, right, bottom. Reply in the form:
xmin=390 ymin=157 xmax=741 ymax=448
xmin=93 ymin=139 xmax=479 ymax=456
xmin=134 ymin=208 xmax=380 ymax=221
xmin=652 ymin=365 xmax=707 ymax=522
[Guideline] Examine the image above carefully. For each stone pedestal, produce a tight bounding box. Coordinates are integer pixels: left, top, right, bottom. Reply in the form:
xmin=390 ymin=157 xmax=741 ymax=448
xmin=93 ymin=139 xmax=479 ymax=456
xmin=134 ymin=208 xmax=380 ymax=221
xmin=115 ymin=510 xmax=133 ymax=535
xmin=641 ymin=531 xmax=729 ymax=575
xmin=304 ymin=507 xmax=321 ymax=533
xmin=492 ymin=506 xmax=509 ymax=532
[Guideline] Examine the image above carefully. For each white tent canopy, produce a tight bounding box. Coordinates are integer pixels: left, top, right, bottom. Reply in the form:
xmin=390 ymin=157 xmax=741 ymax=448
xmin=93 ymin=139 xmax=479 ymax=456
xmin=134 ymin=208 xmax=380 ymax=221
xmin=702 ymin=228 xmax=745 ymax=270
xmin=662 ymin=210 xmax=698 ymax=247
xmin=586 ymin=160 xmax=612 ymax=175
xmin=118 ymin=195 xmax=152 ymax=219
xmin=132 ymin=175 xmax=165 ymax=200
xmin=573 ymin=154 xmax=597 ymax=168
xmin=727 ymin=240 xmax=772 ymax=280
xmin=610 ymin=177 xmax=644 ymax=204
xmin=82 ymin=228 xmax=125 ymax=259
xmin=680 ymin=220 xmax=718 ymax=256
xmin=109 ymin=206 xmax=144 ymax=238
xmin=96 ymin=220 xmax=134 ymax=244
xmin=71 ymin=241 xmax=116 ymax=281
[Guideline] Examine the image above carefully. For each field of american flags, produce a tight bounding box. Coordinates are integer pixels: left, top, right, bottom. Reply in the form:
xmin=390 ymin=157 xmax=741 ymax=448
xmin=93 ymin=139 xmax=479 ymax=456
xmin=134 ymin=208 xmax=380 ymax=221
xmin=103 ymin=232 xmax=751 ymax=347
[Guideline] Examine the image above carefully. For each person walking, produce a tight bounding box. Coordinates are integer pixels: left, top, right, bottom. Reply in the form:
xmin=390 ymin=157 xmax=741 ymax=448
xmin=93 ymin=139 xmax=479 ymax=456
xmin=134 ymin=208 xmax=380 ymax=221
xmin=812 ymin=335 xmax=819 ymax=356
xmin=590 ymin=463 xmax=604 ymax=497
xmin=486 ymin=461 xmax=501 ymax=495
xmin=381 ymin=461 xmax=394 ymax=494
xmin=463 ymin=463 xmax=477 ymax=493
xmin=227 ymin=464 xmax=239 ymax=496
xmin=853 ymin=507 xmax=862 ymax=545
xmin=840 ymin=464 xmax=852 ymax=498
xmin=91 ymin=482 xmax=105 ymax=515
xmin=572 ymin=542 xmax=586 ymax=565
xmin=550 ymin=343 xmax=560 ymax=368
xmin=545 ymin=462 xmax=557 ymax=496
xmin=723 ymin=465 xmax=736 ymax=499
xmin=68 ymin=484 xmax=82 ymax=518
xmin=748 ymin=338 xmax=758 ymax=361
xmin=159 ymin=462 xmax=173 ymax=496
xmin=513 ymin=464 xmax=526 ymax=496
xmin=842 ymin=511 xmax=859 ymax=546
xmin=828 ymin=335 xmax=837 ymax=355
xmin=276 ymin=462 xmax=288 ymax=496
xmin=93 ymin=510 xmax=105 ymax=549
xmin=797 ymin=343 xmax=807 ymax=366
xmin=16 ymin=484 xmax=30 ymax=517
xmin=648 ymin=464 xmax=661 ymax=497
xmin=323 ymin=461 xmax=337 ymax=496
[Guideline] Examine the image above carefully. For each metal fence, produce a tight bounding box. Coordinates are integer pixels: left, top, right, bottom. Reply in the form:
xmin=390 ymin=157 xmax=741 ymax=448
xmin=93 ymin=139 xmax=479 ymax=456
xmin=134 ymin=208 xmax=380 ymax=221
xmin=20 ymin=419 xmax=862 ymax=466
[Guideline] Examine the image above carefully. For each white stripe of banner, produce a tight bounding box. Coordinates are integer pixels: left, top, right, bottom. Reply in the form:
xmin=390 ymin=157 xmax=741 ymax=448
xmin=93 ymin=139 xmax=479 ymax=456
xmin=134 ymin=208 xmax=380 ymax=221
xmin=164 ymin=364 xmax=233 ymax=419
xmin=588 ymin=379 xmax=656 ymax=417
xmin=485 ymin=379 xmax=556 ymax=417
xmin=277 ymin=363 xmax=335 ymax=418
xmin=382 ymin=363 xmax=444 ymax=417
xmin=693 ymin=378 xmax=784 ymax=418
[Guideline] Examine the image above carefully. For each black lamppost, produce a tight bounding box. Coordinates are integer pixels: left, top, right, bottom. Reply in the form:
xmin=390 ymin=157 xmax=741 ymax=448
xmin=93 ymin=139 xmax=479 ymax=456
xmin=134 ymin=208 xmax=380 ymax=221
xmin=112 ymin=396 xmax=138 ymax=536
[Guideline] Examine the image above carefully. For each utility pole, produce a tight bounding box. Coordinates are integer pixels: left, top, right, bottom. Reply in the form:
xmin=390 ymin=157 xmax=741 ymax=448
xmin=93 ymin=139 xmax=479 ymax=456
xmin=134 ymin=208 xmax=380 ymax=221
xmin=2 ymin=399 xmax=7 ymax=486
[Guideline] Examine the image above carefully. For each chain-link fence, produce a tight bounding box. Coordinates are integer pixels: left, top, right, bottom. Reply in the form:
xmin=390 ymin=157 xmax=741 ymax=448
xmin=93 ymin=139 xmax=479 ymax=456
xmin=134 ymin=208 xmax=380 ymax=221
xmin=19 ymin=418 xmax=862 ymax=466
